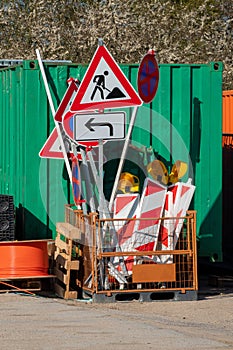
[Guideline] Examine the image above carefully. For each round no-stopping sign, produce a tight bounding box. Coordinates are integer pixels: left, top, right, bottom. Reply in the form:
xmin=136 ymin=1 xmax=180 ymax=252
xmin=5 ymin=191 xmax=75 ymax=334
xmin=137 ymin=51 xmax=159 ymax=104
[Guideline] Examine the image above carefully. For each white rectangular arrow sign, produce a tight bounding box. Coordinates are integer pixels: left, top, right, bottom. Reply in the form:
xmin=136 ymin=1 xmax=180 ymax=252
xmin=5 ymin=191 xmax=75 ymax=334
xmin=74 ymin=112 xmax=125 ymax=141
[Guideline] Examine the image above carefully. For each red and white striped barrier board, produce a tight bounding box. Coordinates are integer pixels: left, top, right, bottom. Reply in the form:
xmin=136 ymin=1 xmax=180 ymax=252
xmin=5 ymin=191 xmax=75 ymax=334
xmin=113 ymin=193 xmax=140 ymax=246
xmin=113 ymin=193 xmax=140 ymax=220
xmin=115 ymin=178 xmax=167 ymax=273
xmin=156 ymin=190 xmax=174 ymax=264
xmin=169 ymin=179 xmax=195 ymax=248
xmin=133 ymin=178 xmax=167 ymax=251
xmin=111 ymin=194 xmax=140 ymax=273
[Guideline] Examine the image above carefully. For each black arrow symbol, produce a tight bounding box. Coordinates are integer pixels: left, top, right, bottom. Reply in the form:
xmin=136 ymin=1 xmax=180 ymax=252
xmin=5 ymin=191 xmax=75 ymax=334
xmin=85 ymin=117 xmax=114 ymax=136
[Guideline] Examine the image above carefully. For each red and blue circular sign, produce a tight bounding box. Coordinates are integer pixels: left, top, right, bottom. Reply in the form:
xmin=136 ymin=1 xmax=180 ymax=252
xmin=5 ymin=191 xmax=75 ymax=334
xmin=137 ymin=51 xmax=159 ymax=104
xmin=72 ymin=156 xmax=81 ymax=205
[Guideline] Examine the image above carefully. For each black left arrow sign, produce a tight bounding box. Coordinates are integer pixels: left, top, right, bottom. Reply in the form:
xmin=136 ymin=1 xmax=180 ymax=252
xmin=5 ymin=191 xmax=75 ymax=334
xmin=85 ymin=117 xmax=114 ymax=136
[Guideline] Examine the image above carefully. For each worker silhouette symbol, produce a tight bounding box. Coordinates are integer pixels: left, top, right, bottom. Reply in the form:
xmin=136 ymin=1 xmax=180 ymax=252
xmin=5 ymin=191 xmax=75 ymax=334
xmin=91 ymin=70 xmax=126 ymax=101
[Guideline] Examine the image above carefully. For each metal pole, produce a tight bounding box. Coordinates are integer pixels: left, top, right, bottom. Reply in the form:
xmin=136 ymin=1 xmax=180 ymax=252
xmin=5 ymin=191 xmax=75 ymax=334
xmin=79 ymin=147 xmax=96 ymax=213
xmin=36 ymin=48 xmax=72 ymax=183
xmin=98 ymin=139 xmax=104 ymax=219
xmin=88 ymin=149 xmax=128 ymax=279
xmin=87 ymin=149 xmax=110 ymax=218
xmin=109 ymin=106 xmax=139 ymax=211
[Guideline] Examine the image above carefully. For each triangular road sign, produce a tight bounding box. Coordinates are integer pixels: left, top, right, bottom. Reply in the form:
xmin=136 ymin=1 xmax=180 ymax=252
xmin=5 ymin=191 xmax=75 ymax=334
xmin=39 ymin=127 xmax=74 ymax=159
xmin=39 ymin=127 xmax=101 ymax=161
xmin=70 ymin=45 xmax=142 ymax=112
xmin=54 ymin=78 xmax=79 ymax=122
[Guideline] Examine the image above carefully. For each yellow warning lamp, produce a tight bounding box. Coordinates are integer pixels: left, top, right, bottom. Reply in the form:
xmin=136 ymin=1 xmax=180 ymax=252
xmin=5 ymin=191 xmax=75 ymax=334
xmin=169 ymin=160 xmax=188 ymax=184
xmin=147 ymin=159 xmax=188 ymax=184
xmin=117 ymin=172 xmax=140 ymax=194
xmin=147 ymin=160 xmax=169 ymax=184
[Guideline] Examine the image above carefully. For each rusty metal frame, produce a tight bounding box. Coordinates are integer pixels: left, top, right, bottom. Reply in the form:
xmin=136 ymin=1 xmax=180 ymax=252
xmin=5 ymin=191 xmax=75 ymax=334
xmin=65 ymin=206 xmax=198 ymax=295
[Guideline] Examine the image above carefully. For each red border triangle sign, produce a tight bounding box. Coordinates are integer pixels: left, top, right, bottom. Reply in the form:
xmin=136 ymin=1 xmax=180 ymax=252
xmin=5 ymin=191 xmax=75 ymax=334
xmin=70 ymin=45 xmax=142 ymax=112
xmin=39 ymin=127 xmax=74 ymax=159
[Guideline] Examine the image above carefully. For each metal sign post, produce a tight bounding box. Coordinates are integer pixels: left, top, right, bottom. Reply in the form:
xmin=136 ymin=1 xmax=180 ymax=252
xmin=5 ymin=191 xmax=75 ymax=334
xmin=109 ymin=50 xmax=160 ymax=210
xmin=87 ymin=149 xmax=128 ymax=279
xmin=109 ymin=106 xmax=139 ymax=212
xmin=36 ymin=49 xmax=72 ymax=183
xmin=98 ymin=139 xmax=104 ymax=220
xmin=79 ymin=148 xmax=96 ymax=214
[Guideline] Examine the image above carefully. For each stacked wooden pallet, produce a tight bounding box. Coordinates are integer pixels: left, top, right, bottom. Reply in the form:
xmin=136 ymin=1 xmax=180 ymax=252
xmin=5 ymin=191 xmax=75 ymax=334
xmin=54 ymin=222 xmax=82 ymax=299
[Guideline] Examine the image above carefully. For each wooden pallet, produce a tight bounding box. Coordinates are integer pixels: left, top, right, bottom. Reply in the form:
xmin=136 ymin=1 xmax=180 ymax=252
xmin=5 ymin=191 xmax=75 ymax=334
xmin=0 ymin=275 xmax=55 ymax=294
xmin=54 ymin=222 xmax=82 ymax=299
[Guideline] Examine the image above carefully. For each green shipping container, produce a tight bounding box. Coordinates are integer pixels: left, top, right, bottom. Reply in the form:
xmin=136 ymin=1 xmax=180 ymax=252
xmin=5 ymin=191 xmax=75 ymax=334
xmin=0 ymin=60 xmax=223 ymax=261
xmin=0 ymin=60 xmax=85 ymax=240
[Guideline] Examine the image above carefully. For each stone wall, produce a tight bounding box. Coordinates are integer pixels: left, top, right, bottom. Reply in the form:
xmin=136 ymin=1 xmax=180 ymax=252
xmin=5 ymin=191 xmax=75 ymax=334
xmin=0 ymin=0 xmax=232 ymax=89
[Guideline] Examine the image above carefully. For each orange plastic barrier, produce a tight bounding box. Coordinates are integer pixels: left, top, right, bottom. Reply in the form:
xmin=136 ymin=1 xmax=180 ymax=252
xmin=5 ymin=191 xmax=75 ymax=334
xmin=0 ymin=240 xmax=49 ymax=278
xmin=223 ymin=90 xmax=233 ymax=134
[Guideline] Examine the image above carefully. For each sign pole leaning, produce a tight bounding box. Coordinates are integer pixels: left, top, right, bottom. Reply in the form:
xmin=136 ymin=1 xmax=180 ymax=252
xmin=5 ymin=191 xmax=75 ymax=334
xmin=109 ymin=50 xmax=159 ymax=211
xmin=36 ymin=49 xmax=72 ymax=183
xmin=109 ymin=105 xmax=139 ymax=212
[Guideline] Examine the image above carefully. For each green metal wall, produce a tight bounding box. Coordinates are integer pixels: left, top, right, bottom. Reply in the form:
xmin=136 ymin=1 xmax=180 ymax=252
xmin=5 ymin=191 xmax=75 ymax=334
xmin=0 ymin=60 xmax=84 ymax=240
xmin=0 ymin=60 xmax=223 ymax=261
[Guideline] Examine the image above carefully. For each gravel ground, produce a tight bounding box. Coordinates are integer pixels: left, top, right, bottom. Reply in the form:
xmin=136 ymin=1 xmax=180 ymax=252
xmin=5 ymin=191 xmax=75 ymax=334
xmin=0 ymin=283 xmax=232 ymax=350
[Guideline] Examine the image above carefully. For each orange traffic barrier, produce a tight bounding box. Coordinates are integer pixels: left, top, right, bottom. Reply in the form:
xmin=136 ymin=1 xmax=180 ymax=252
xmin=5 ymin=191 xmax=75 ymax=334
xmin=223 ymin=90 xmax=233 ymax=134
xmin=0 ymin=240 xmax=49 ymax=278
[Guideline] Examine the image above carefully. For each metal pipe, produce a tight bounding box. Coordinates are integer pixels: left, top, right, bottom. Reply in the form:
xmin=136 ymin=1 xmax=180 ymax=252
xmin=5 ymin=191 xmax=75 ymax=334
xmin=109 ymin=106 xmax=139 ymax=211
xmin=98 ymin=140 xmax=104 ymax=219
xmin=36 ymin=49 xmax=72 ymax=183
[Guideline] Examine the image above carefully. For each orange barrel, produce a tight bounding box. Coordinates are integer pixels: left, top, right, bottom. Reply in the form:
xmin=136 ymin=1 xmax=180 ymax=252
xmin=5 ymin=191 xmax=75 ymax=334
xmin=0 ymin=240 xmax=49 ymax=278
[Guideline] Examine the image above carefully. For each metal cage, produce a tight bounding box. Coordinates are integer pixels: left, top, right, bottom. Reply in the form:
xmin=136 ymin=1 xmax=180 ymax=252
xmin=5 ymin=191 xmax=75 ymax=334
xmin=65 ymin=205 xmax=198 ymax=301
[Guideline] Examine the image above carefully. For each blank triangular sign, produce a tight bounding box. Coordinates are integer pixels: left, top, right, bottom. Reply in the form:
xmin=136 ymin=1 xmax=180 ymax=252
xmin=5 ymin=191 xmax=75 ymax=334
xmin=70 ymin=45 xmax=142 ymax=112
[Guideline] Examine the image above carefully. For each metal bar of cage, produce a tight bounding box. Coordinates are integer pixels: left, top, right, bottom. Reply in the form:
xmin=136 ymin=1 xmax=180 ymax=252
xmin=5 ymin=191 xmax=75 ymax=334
xmin=64 ymin=206 xmax=198 ymax=296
